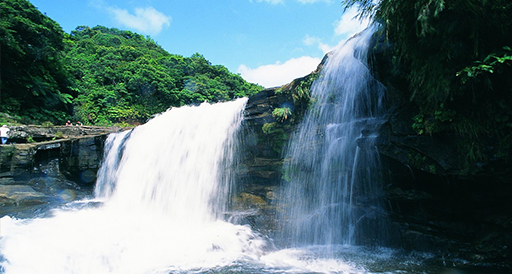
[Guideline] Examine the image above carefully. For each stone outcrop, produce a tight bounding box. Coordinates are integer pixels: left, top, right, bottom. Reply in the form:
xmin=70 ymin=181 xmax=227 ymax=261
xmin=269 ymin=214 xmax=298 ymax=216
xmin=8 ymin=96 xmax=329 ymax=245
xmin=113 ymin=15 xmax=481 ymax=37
xmin=0 ymin=126 xmax=125 ymax=215
xmin=237 ymin=70 xmax=321 ymax=232
xmin=6 ymin=125 xmax=123 ymax=143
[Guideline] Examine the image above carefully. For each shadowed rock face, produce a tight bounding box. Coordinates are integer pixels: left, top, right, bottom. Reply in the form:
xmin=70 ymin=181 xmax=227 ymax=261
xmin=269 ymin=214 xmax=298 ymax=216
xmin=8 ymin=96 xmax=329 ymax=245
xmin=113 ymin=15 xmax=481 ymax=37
xmin=1 ymin=126 xmax=125 ymax=181
xmin=234 ymin=88 xmax=294 ymax=233
xmin=367 ymin=34 xmax=512 ymax=263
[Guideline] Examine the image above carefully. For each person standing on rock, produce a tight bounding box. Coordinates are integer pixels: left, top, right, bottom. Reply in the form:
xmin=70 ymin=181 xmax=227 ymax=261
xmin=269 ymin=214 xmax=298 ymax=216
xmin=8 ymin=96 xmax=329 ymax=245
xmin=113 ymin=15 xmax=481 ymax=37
xmin=0 ymin=125 xmax=10 ymax=144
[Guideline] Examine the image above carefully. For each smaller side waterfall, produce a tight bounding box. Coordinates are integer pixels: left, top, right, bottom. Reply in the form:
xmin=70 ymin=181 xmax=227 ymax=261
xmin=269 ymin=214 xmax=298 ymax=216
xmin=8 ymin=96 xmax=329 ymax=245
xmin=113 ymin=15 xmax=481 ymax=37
xmin=94 ymin=130 xmax=131 ymax=199
xmin=278 ymin=25 xmax=390 ymax=249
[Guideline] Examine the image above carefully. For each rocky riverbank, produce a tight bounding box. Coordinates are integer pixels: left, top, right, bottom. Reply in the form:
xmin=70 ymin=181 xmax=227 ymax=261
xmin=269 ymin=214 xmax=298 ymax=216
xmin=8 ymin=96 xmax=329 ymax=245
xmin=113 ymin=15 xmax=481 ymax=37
xmin=0 ymin=125 xmax=126 ymax=216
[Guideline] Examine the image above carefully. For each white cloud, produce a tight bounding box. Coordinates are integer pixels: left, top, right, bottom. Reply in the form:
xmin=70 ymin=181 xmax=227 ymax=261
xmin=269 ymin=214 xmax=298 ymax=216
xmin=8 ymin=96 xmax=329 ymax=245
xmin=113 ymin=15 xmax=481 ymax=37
xmin=303 ymin=34 xmax=319 ymax=46
xmin=108 ymin=6 xmax=171 ymax=35
xmin=303 ymin=34 xmax=334 ymax=54
xmin=334 ymin=7 xmax=370 ymax=37
xmin=301 ymin=7 xmax=370 ymax=56
xmin=318 ymin=42 xmax=334 ymax=54
xmin=237 ymin=56 xmax=321 ymax=88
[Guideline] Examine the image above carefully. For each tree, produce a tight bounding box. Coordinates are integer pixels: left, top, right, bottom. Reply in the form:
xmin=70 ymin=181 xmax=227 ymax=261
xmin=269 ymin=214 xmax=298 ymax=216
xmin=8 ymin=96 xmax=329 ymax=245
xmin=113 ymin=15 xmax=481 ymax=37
xmin=344 ymin=0 xmax=512 ymax=105
xmin=0 ymin=0 xmax=73 ymax=123
xmin=1 ymin=3 xmax=263 ymax=126
xmin=64 ymin=26 xmax=263 ymax=125
xmin=344 ymin=0 xmax=512 ymax=168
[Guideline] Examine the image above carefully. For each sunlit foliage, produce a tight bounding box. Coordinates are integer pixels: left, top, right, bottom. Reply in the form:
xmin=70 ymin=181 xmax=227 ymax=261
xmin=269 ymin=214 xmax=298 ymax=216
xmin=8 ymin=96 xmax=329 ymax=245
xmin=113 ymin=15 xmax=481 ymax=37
xmin=1 ymin=0 xmax=263 ymax=126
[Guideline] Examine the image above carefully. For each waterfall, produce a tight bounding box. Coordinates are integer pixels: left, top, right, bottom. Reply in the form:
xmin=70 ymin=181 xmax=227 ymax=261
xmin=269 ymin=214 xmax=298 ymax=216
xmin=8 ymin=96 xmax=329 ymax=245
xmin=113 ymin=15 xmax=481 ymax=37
xmin=278 ymin=25 xmax=390 ymax=248
xmin=0 ymin=98 xmax=268 ymax=274
xmin=94 ymin=130 xmax=131 ymax=199
xmin=95 ymin=98 xmax=247 ymax=223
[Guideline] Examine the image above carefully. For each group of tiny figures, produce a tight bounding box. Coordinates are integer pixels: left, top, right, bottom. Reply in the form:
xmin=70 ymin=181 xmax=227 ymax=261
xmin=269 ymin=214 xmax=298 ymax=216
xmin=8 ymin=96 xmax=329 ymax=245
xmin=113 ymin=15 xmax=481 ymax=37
xmin=65 ymin=120 xmax=82 ymax=126
xmin=1 ymin=120 xmax=84 ymax=145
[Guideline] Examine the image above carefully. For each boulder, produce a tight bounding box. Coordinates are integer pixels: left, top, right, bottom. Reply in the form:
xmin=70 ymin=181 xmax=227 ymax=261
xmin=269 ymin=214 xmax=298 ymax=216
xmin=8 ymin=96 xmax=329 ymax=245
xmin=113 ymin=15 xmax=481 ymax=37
xmin=0 ymin=185 xmax=48 ymax=206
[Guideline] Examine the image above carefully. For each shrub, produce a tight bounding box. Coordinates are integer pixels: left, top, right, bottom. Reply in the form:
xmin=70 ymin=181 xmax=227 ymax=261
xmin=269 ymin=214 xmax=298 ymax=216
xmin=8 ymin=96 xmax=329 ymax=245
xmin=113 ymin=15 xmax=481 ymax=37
xmin=272 ymin=107 xmax=292 ymax=122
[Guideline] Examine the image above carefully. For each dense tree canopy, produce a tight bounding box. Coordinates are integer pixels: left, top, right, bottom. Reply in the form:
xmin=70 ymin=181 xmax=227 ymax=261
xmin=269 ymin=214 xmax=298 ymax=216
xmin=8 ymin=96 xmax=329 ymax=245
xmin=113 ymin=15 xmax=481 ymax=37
xmin=345 ymin=0 xmax=512 ymax=165
xmin=64 ymin=26 xmax=262 ymax=125
xmin=0 ymin=0 xmax=73 ymax=123
xmin=1 ymin=0 xmax=262 ymax=126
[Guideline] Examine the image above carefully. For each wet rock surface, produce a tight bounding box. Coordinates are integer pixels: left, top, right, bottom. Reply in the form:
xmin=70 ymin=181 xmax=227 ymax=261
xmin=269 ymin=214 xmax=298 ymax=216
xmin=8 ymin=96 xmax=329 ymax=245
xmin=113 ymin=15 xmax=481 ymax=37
xmin=0 ymin=185 xmax=48 ymax=207
xmin=370 ymin=35 xmax=512 ymax=265
xmin=0 ymin=126 xmax=125 ymax=217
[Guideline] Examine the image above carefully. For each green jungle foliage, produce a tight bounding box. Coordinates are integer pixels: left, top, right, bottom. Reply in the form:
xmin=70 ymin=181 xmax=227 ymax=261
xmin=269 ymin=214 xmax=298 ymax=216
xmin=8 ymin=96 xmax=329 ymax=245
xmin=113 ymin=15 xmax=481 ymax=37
xmin=64 ymin=26 xmax=262 ymax=125
xmin=272 ymin=107 xmax=292 ymax=122
xmin=275 ymin=70 xmax=320 ymax=122
xmin=344 ymin=0 xmax=512 ymax=166
xmin=1 ymin=0 xmax=262 ymax=126
xmin=0 ymin=0 xmax=73 ymax=123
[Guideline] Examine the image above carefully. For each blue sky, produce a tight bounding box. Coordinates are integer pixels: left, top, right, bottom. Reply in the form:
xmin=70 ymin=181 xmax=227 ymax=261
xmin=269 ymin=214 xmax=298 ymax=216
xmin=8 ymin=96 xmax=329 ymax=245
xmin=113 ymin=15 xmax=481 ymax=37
xmin=29 ymin=0 xmax=369 ymax=88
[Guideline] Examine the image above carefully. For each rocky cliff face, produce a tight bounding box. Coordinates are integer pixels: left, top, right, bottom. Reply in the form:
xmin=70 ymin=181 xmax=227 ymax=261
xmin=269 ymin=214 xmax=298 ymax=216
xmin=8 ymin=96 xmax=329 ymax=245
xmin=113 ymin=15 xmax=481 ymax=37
xmin=236 ymin=89 xmax=300 ymax=233
xmin=369 ymin=39 xmax=512 ymax=263
xmin=238 ymin=36 xmax=512 ymax=265
xmin=0 ymin=126 xmax=124 ymax=216
xmin=373 ymin=105 xmax=512 ymax=263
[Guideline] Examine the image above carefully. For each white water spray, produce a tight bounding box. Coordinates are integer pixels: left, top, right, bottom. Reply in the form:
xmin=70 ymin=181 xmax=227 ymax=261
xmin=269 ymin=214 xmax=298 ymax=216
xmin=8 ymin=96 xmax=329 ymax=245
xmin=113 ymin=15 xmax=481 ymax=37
xmin=100 ymin=98 xmax=247 ymax=223
xmin=94 ymin=130 xmax=131 ymax=199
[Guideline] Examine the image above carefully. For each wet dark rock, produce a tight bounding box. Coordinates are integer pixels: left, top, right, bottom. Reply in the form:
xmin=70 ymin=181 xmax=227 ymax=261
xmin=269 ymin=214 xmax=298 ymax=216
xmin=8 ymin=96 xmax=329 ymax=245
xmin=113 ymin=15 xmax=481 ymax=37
xmin=0 ymin=185 xmax=48 ymax=206
xmin=231 ymin=188 xmax=279 ymax=235
xmin=370 ymin=34 xmax=512 ymax=265
xmin=0 ymin=126 xmax=125 ymax=184
xmin=242 ymin=88 xmax=293 ymax=188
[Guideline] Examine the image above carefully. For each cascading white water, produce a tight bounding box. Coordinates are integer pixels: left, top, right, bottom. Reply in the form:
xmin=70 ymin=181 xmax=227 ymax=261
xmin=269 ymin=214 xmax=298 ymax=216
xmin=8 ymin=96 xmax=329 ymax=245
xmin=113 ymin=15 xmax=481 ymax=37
xmin=278 ymin=25 xmax=390 ymax=248
xmin=98 ymin=98 xmax=247 ymax=224
xmin=94 ymin=130 xmax=131 ymax=199
xmin=0 ymin=98 xmax=269 ymax=274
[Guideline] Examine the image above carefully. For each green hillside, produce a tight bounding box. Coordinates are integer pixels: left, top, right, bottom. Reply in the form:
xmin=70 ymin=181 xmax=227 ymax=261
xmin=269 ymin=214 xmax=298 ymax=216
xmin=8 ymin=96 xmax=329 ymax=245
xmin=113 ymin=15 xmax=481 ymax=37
xmin=0 ymin=0 xmax=262 ymax=126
